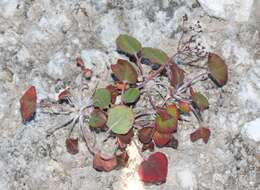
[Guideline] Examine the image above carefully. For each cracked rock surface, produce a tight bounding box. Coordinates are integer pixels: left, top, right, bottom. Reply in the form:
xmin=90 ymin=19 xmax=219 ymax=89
xmin=0 ymin=0 xmax=259 ymax=189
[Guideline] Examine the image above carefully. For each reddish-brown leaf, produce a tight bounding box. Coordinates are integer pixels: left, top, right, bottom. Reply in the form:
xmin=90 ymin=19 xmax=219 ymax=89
xmin=117 ymin=129 xmax=134 ymax=149
xmin=138 ymin=127 xmax=154 ymax=144
xmin=138 ymin=152 xmax=168 ymax=184
xmin=142 ymin=141 xmax=155 ymax=152
xmin=152 ymin=131 xmax=171 ymax=147
xmin=106 ymin=85 xmax=119 ymax=104
xmin=115 ymin=82 xmax=129 ymax=91
xmin=20 ymin=86 xmax=37 ymax=123
xmin=208 ymin=53 xmax=228 ymax=87
xmin=157 ymin=107 xmax=172 ymax=121
xmin=111 ymin=59 xmax=138 ymax=84
xmin=168 ymin=63 xmax=185 ymax=88
xmin=93 ymin=152 xmax=118 ymax=172
xmin=190 ymin=127 xmax=211 ymax=144
xmin=65 ymin=138 xmax=79 ymax=155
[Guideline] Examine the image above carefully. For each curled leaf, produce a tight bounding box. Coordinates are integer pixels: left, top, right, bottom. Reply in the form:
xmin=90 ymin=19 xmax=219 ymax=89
xmin=116 ymin=34 xmax=142 ymax=55
xmin=20 ymin=86 xmax=37 ymax=123
xmin=107 ymin=105 xmax=134 ymax=135
xmin=138 ymin=127 xmax=154 ymax=144
xmin=89 ymin=109 xmax=107 ymax=128
xmin=93 ymin=88 xmax=111 ymax=109
xmin=141 ymin=47 xmax=169 ymax=65
xmin=111 ymin=59 xmax=138 ymax=84
xmin=168 ymin=63 xmax=185 ymax=88
xmin=192 ymin=92 xmax=209 ymax=111
xmin=93 ymin=152 xmax=118 ymax=172
xmin=122 ymin=87 xmax=140 ymax=104
xmin=190 ymin=127 xmax=211 ymax=144
xmin=138 ymin=152 xmax=168 ymax=184
xmin=66 ymin=138 xmax=79 ymax=155
xmin=208 ymin=53 xmax=228 ymax=87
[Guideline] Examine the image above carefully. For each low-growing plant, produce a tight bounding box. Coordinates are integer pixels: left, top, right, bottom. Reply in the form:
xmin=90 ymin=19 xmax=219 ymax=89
xmin=20 ymin=18 xmax=228 ymax=184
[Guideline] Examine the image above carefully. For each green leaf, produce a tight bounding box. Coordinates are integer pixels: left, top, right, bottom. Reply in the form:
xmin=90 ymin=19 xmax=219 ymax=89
xmin=155 ymin=108 xmax=178 ymax=134
xmin=89 ymin=109 xmax=107 ymax=128
xmin=93 ymin=88 xmax=111 ymax=109
xmin=107 ymin=105 xmax=134 ymax=135
xmin=116 ymin=34 xmax=142 ymax=55
xmin=111 ymin=59 xmax=138 ymax=84
xmin=208 ymin=53 xmax=228 ymax=87
xmin=122 ymin=88 xmax=140 ymax=104
xmin=141 ymin=47 xmax=169 ymax=65
xmin=192 ymin=92 xmax=209 ymax=111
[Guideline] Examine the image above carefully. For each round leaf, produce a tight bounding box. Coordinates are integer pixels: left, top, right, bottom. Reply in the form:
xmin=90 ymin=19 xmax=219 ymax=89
xmin=111 ymin=59 xmax=138 ymax=84
xmin=107 ymin=105 xmax=134 ymax=135
xmin=116 ymin=34 xmax=142 ymax=55
xmin=208 ymin=53 xmax=228 ymax=87
xmin=93 ymin=88 xmax=111 ymax=109
xmin=192 ymin=92 xmax=209 ymax=111
xmin=152 ymin=131 xmax=171 ymax=147
xmin=141 ymin=47 xmax=169 ymax=65
xmin=155 ymin=109 xmax=178 ymax=134
xmin=122 ymin=88 xmax=140 ymax=104
xmin=89 ymin=109 xmax=107 ymax=128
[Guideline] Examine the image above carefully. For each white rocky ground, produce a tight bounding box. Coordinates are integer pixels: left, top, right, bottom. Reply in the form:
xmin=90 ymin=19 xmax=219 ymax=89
xmin=0 ymin=0 xmax=259 ymax=189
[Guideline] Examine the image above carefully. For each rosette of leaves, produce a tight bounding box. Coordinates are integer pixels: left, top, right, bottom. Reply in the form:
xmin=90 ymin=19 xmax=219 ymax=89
xmin=19 ymin=32 xmax=228 ymax=185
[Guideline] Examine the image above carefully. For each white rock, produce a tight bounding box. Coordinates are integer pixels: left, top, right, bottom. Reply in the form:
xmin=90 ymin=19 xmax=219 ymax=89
xmin=243 ymin=118 xmax=260 ymax=141
xmin=0 ymin=0 xmax=18 ymax=18
xmin=47 ymin=51 xmax=69 ymax=80
xmin=177 ymin=168 xmax=197 ymax=189
xmin=198 ymin=0 xmax=253 ymax=22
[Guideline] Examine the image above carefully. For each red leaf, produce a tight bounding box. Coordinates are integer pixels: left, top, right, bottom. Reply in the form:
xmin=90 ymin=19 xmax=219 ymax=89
xmin=138 ymin=152 xmax=168 ymax=184
xmin=152 ymin=131 xmax=171 ymax=147
xmin=168 ymin=63 xmax=185 ymax=88
xmin=93 ymin=152 xmax=118 ymax=172
xmin=65 ymin=138 xmax=79 ymax=155
xmin=138 ymin=127 xmax=154 ymax=144
xmin=20 ymin=86 xmax=37 ymax=123
xmin=190 ymin=127 xmax=211 ymax=144
xmin=106 ymin=85 xmax=119 ymax=104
